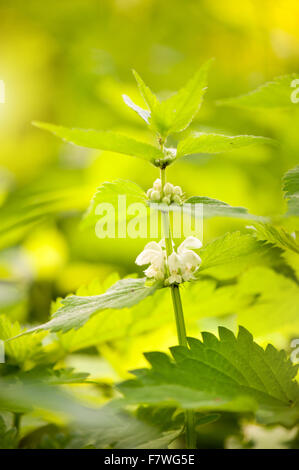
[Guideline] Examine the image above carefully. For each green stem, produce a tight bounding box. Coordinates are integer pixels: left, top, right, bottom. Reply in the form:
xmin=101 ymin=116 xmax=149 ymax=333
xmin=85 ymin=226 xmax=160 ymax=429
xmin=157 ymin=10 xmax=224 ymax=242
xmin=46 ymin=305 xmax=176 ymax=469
xmin=160 ymin=167 xmax=196 ymax=449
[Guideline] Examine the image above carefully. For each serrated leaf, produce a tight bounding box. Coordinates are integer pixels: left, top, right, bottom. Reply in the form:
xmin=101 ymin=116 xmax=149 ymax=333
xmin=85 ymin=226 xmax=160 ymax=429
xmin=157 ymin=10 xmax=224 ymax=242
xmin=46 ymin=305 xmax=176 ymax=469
xmin=184 ymin=196 xmax=263 ymax=221
xmin=33 ymin=121 xmax=164 ymax=164
xmin=119 ymin=326 xmax=299 ymax=425
xmin=55 ymin=276 xmax=249 ymax=354
xmin=82 ymin=179 xmax=146 ymax=230
xmin=18 ymin=278 xmax=161 ymax=335
xmin=177 ymin=133 xmax=274 ymax=159
xmin=156 ymin=60 xmax=212 ymax=137
xmin=249 ymin=223 xmax=299 ymax=254
xmin=0 ymin=315 xmax=46 ymax=364
xmin=197 ymin=232 xmax=281 ymax=280
xmin=133 ymin=61 xmax=212 ymax=138
xmin=132 ymin=69 xmax=159 ymax=112
xmin=283 ymin=165 xmax=299 ymax=217
xmin=17 ymin=366 xmax=89 ymax=385
xmin=217 ymin=74 xmax=299 ymax=109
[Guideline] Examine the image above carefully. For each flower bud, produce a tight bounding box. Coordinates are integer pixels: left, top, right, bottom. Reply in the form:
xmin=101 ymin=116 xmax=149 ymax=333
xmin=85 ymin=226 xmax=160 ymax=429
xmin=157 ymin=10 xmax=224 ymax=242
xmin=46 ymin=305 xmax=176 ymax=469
xmin=162 ymin=196 xmax=171 ymax=205
xmin=153 ymin=178 xmax=162 ymax=191
xmin=173 ymin=186 xmax=183 ymax=196
xmin=146 ymin=188 xmax=153 ymax=198
xmin=163 ymin=182 xmax=174 ymax=196
xmin=172 ymin=195 xmax=182 ymax=204
xmin=151 ymin=190 xmax=161 ymax=201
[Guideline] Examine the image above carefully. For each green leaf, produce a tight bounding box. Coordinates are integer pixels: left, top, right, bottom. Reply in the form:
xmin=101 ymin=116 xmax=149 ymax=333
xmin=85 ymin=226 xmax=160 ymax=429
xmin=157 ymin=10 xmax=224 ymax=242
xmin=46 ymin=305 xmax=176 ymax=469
xmin=157 ymin=60 xmax=212 ymax=136
xmin=33 ymin=121 xmax=164 ymax=164
xmin=184 ymin=196 xmax=264 ymax=221
xmin=82 ymin=179 xmax=146 ymax=230
xmin=133 ymin=61 xmax=212 ymax=138
xmin=249 ymin=223 xmax=299 ymax=254
xmin=18 ymin=278 xmax=161 ymax=335
xmin=283 ymin=165 xmax=299 ymax=217
xmin=119 ymin=326 xmax=299 ymax=425
xmin=0 ymin=315 xmax=46 ymax=364
xmin=177 ymin=133 xmax=274 ymax=159
xmin=197 ymin=232 xmax=281 ymax=280
xmin=17 ymin=366 xmax=89 ymax=385
xmin=132 ymin=69 xmax=159 ymax=112
xmin=217 ymin=74 xmax=299 ymax=109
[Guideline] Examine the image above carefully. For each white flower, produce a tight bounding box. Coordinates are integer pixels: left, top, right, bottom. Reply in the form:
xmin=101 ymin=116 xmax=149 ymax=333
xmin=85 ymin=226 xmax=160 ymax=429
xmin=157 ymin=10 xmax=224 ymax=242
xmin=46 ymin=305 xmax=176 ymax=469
xmin=136 ymin=236 xmax=202 ymax=285
xmin=135 ymin=240 xmax=166 ymax=280
xmin=135 ymin=241 xmax=164 ymax=266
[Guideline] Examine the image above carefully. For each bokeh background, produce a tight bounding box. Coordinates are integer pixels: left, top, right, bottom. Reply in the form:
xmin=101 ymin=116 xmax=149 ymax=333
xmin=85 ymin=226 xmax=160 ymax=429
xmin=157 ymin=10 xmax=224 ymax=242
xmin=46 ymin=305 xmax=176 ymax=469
xmin=0 ymin=0 xmax=299 ymax=331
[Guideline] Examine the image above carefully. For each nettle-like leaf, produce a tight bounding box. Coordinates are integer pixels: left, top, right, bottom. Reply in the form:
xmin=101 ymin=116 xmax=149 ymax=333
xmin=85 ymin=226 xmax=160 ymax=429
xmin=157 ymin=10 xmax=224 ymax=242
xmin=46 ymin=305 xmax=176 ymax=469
xmin=0 ymin=315 xmax=46 ymax=364
xmin=249 ymin=223 xmax=299 ymax=254
xmin=176 ymin=133 xmax=274 ymax=159
xmin=119 ymin=326 xmax=299 ymax=426
xmin=17 ymin=366 xmax=89 ymax=385
xmin=33 ymin=121 xmax=164 ymax=165
xmin=129 ymin=61 xmax=212 ymax=138
xmin=86 ymin=180 xmax=263 ymax=230
xmin=197 ymin=231 xmax=281 ymax=280
xmin=217 ymin=74 xmax=299 ymax=109
xmin=82 ymin=179 xmax=146 ymax=230
xmin=54 ymin=276 xmax=251 ymax=355
xmin=183 ymin=196 xmax=264 ymax=221
xmin=17 ymin=278 xmax=161 ymax=335
xmin=283 ymin=165 xmax=299 ymax=217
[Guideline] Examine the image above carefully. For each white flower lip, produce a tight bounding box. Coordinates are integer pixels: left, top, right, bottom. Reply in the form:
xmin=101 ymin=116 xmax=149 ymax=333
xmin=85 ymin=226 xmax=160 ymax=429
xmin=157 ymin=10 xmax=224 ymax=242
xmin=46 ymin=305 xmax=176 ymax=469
xmin=178 ymin=236 xmax=203 ymax=254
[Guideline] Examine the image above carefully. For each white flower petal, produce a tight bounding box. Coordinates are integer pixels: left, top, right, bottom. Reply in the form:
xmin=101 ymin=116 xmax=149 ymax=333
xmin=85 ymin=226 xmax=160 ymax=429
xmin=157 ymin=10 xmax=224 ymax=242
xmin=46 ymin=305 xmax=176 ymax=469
xmin=135 ymin=242 xmax=163 ymax=266
xmin=180 ymin=250 xmax=201 ymax=268
xmin=178 ymin=236 xmax=202 ymax=254
xmin=168 ymin=252 xmax=182 ymax=274
xmin=144 ymin=241 xmax=163 ymax=252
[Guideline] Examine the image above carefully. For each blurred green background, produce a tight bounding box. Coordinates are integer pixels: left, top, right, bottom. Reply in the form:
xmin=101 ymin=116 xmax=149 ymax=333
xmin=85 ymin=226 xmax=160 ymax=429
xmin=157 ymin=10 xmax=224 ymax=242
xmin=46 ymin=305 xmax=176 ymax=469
xmin=0 ymin=0 xmax=299 ymax=324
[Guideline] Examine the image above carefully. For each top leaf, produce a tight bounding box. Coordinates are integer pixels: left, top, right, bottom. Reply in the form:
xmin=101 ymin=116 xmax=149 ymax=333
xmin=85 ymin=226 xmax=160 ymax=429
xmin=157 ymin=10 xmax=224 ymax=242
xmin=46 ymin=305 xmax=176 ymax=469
xmin=33 ymin=121 xmax=164 ymax=165
xmin=217 ymin=74 xmax=299 ymax=109
xmin=130 ymin=60 xmax=213 ymax=138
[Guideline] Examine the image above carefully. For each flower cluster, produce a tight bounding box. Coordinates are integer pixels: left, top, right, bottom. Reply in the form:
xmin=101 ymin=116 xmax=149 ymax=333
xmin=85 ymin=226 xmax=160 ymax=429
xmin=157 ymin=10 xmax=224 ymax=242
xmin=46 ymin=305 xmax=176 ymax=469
xmin=136 ymin=236 xmax=202 ymax=285
xmin=146 ymin=178 xmax=183 ymax=205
